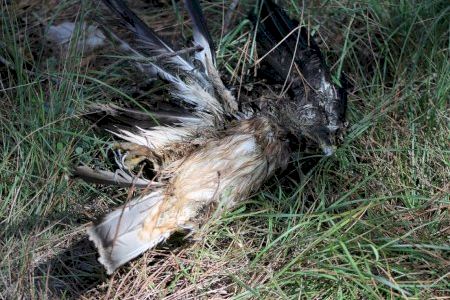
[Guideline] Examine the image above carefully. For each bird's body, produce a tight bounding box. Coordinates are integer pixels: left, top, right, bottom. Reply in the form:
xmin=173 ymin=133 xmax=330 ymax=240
xmin=75 ymin=0 xmax=346 ymax=274
xmin=89 ymin=116 xmax=289 ymax=273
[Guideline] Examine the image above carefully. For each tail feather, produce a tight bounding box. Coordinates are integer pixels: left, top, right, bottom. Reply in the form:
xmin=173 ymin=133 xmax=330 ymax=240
xmin=87 ymin=191 xmax=170 ymax=274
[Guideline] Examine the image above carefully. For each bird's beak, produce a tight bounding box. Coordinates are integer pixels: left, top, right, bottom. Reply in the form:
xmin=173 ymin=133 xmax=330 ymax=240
xmin=322 ymin=145 xmax=335 ymax=156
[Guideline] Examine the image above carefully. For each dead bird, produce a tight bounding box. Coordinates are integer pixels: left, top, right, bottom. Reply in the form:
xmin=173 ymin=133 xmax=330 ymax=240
xmin=74 ymin=0 xmax=347 ymax=274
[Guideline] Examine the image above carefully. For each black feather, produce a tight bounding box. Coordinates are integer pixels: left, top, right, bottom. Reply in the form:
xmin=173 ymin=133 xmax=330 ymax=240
xmin=252 ymin=0 xmax=347 ymax=153
xmin=184 ymin=0 xmax=216 ymax=66
xmin=252 ymin=0 xmax=325 ymax=87
xmin=84 ymin=103 xmax=200 ymax=132
xmin=101 ymin=0 xmax=170 ymax=50
xmin=100 ymin=0 xmax=204 ymax=82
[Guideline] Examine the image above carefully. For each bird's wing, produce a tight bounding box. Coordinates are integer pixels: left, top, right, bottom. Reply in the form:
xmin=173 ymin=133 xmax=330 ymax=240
xmin=98 ymin=0 xmax=237 ymax=119
xmin=252 ymin=0 xmax=326 ymax=85
xmin=84 ymin=103 xmax=202 ymax=132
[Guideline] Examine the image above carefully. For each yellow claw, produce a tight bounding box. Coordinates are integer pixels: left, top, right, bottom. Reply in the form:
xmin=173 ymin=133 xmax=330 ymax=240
xmin=113 ymin=142 xmax=154 ymax=170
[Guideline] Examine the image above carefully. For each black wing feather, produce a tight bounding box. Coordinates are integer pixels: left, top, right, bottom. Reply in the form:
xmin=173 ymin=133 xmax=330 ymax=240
xmin=101 ymin=0 xmax=170 ymax=50
xmin=84 ymin=103 xmax=201 ymax=132
xmin=184 ymin=0 xmax=216 ymax=66
xmin=252 ymin=0 xmax=324 ymax=85
xmin=100 ymin=0 xmax=205 ymax=82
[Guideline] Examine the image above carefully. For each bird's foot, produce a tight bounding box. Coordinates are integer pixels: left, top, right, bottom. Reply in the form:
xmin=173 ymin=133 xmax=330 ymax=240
xmin=112 ymin=142 xmax=154 ymax=171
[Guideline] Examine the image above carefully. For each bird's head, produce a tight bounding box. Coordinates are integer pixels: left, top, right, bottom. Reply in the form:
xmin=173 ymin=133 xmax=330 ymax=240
xmin=275 ymin=87 xmax=346 ymax=156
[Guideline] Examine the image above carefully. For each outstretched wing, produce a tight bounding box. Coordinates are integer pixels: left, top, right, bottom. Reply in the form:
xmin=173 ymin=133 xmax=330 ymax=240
xmin=99 ymin=0 xmax=237 ymax=119
xmin=75 ymin=0 xmax=240 ymax=186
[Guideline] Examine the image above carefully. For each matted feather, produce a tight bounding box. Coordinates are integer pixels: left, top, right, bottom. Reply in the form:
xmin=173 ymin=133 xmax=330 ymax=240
xmin=87 ymin=117 xmax=289 ymax=274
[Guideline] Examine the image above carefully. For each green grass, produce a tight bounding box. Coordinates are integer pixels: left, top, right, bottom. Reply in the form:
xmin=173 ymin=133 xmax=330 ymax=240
xmin=1 ymin=0 xmax=449 ymax=298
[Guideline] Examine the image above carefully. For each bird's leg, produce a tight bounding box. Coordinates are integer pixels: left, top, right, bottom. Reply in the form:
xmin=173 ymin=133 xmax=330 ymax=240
xmin=112 ymin=142 xmax=155 ymax=171
xmin=180 ymin=221 xmax=202 ymax=241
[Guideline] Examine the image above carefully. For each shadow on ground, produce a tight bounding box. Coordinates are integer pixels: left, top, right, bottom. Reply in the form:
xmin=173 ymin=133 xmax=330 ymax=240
xmin=32 ymin=231 xmax=190 ymax=298
xmin=34 ymin=238 xmax=107 ymax=298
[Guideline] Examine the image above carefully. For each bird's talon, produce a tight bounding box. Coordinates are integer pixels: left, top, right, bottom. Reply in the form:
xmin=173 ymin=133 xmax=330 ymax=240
xmin=112 ymin=143 xmax=153 ymax=171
